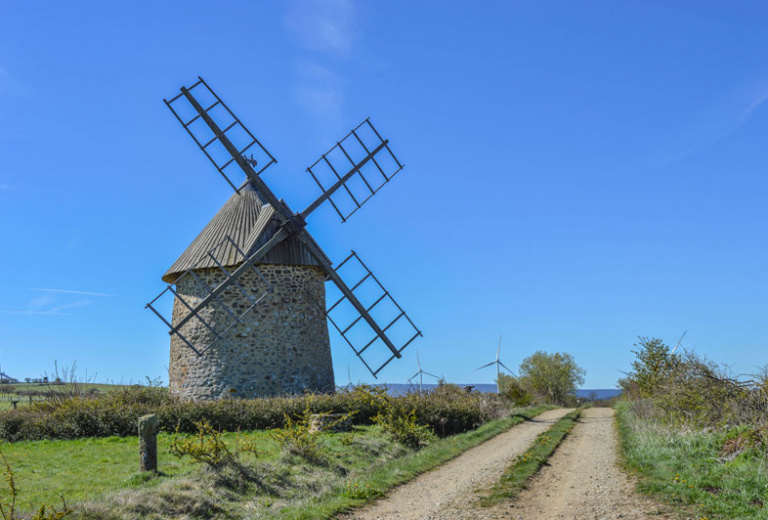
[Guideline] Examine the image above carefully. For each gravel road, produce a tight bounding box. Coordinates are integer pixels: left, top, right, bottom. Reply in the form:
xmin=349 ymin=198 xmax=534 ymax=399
xmin=338 ymin=408 xmax=571 ymax=520
xmin=338 ymin=408 xmax=673 ymax=520
xmin=494 ymin=407 xmax=673 ymax=520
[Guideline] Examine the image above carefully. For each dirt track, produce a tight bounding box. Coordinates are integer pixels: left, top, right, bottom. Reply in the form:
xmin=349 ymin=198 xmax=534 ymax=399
xmin=338 ymin=408 xmax=571 ymax=520
xmin=339 ymin=408 xmax=672 ymax=520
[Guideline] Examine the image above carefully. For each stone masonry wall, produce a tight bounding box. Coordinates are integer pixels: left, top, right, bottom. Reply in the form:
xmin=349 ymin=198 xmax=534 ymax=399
xmin=169 ymin=264 xmax=334 ymax=400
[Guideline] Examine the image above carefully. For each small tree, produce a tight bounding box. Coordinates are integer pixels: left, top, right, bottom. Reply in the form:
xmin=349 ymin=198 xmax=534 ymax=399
xmin=496 ymin=374 xmax=532 ymax=406
xmin=620 ymin=337 xmax=680 ymax=398
xmin=518 ymin=351 xmax=585 ymax=406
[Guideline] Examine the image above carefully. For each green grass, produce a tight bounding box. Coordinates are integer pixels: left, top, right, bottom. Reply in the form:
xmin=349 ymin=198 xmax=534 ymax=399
xmin=0 ymin=406 xmax=554 ymax=519
xmin=615 ymin=401 xmax=768 ymax=520
xmin=0 ymin=430 xmax=279 ymax=512
xmin=477 ymin=408 xmax=581 ymax=507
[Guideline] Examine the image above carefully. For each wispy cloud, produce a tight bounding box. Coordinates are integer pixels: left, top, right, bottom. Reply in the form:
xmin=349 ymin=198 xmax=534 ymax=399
xmin=660 ymin=80 xmax=768 ymax=164
xmin=0 ymin=289 xmax=106 ymax=316
xmin=28 ymin=294 xmax=55 ymax=311
xmin=50 ymin=300 xmax=93 ymax=313
xmin=0 ymin=310 xmax=67 ymax=316
xmin=29 ymin=288 xmax=110 ymax=297
xmin=739 ymin=85 xmax=768 ymax=123
xmin=285 ymin=0 xmax=356 ymax=56
xmin=292 ymin=62 xmax=346 ymax=123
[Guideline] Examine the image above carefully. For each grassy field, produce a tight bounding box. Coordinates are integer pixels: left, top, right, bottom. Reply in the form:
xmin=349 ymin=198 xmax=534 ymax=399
xmin=0 ymin=382 xmax=129 ymax=410
xmin=1 ymin=406 xmax=553 ymax=519
xmin=616 ymin=401 xmax=767 ymax=520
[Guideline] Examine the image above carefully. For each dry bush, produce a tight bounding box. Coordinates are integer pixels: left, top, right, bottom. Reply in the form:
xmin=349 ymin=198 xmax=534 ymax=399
xmin=623 ymin=338 xmax=768 ymax=429
xmin=655 ymin=352 xmax=766 ymax=427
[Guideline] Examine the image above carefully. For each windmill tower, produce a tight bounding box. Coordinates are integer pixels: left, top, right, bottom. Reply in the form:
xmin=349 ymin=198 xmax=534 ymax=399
xmin=147 ymin=78 xmax=422 ymax=400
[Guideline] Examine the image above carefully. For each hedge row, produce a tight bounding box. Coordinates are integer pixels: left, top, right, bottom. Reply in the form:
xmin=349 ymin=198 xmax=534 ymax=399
xmin=0 ymin=384 xmax=506 ymax=441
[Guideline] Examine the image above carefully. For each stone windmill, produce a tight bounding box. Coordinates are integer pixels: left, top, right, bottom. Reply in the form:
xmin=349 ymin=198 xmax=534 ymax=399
xmin=146 ymin=77 xmax=421 ymax=400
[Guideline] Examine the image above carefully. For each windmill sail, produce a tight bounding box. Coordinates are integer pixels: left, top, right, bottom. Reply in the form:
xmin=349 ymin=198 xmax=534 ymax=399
xmin=326 ymin=251 xmax=422 ymax=376
xmin=165 ymin=77 xmax=277 ymax=192
xmin=302 ymin=119 xmax=404 ymax=222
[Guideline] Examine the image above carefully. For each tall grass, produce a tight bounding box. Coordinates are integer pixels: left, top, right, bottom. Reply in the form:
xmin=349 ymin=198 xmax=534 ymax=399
xmin=616 ymin=401 xmax=768 ymax=519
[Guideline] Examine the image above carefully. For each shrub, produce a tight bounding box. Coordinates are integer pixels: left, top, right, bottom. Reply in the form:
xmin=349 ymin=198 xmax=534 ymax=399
xmin=497 ymin=374 xmax=533 ymax=406
xmin=374 ymin=405 xmax=435 ymax=450
xmin=169 ymin=420 xmax=233 ymax=469
xmin=272 ymin=405 xmax=323 ymax=461
xmin=518 ymin=351 xmax=585 ymax=406
xmin=0 ymin=383 xmax=509 ymax=442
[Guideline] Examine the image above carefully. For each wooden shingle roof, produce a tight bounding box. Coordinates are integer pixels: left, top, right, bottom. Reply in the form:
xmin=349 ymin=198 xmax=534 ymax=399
xmin=162 ymin=182 xmax=320 ymax=283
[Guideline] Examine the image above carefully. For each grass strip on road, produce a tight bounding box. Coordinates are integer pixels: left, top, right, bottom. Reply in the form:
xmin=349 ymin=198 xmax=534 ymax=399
xmin=478 ymin=408 xmax=581 ymax=507
xmin=268 ymin=405 xmax=555 ymax=520
xmin=615 ymin=401 xmax=767 ymax=520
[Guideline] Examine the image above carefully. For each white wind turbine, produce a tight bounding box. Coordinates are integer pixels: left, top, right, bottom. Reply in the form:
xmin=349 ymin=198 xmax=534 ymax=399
xmin=475 ymin=335 xmax=514 ymax=392
xmin=407 ymin=352 xmax=440 ymax=391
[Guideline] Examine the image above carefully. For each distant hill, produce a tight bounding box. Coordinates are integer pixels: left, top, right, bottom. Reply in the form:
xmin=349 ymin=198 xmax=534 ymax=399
xmin=350 ymin=383 xmax=622 ymax=400
xmin=574 ymin=389 xmax=622 ymax=400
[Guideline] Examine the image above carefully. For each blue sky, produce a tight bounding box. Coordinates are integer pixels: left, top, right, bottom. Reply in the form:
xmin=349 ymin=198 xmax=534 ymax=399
xmin=0 ymin=1 xmax=766 ymax=389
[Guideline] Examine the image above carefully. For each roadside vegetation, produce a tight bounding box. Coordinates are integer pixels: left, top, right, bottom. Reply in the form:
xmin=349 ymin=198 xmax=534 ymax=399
xmin=0 ymin=379 xmax=554 ymax=519
xmin=617 ymin=337 xmax=768 ymax=519
xmin=0 ymin=350 xmax=589 ymax=519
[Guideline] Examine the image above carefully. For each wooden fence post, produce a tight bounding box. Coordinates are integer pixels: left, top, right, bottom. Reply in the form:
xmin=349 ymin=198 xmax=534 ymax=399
xmin=138 ymin=414 xmax=158 ymax=472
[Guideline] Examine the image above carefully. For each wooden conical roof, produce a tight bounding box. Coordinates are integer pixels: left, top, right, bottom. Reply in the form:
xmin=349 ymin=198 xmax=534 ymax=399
xmin=162 ymin=182 xmax=320 ymax=283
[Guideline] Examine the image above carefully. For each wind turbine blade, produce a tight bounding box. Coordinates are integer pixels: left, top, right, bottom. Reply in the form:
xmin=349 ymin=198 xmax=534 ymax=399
xmin=408 ymin=371 xmax=420 ymax=382
xmin=671 ymin=331 xmax=687 ymax=355
xmin=496 ymin=335 xmax=502 ymax=361
xmin=417 ymin=351 xmax=421 ymax=371
xmin=475 ymin=361 xmax=496 ymax=370
xmin=423 ymin=371 xmax=440 ymax=379
xmin=498 ymin=361 xmax=515 ymax=375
